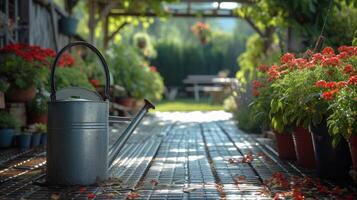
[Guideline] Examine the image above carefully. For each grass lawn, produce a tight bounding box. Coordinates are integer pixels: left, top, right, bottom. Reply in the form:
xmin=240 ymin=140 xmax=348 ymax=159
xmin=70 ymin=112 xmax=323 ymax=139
xmin=154 ymin=98 xmax=224 ymax=112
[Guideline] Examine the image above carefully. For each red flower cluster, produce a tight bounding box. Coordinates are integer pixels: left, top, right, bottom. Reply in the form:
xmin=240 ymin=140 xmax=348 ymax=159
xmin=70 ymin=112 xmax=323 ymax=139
xmin=344 ymin=64 xmax=355 ymax=75
xmin=0 ymin=43 xmax=55 ymax=64
xmin=0 ymin=43 xmax=75 ymax=67
xmin=90 ymin=79 xmax=100 ymax=87
xmin=58 ymin=52 xmax=75 ymax=67
xmin=257 ymin=64 xmax=269 ymax=72
xmin=149 ymin=66 xmax=157 ymax=72
xmin=252 ymin=80 xmax=263 ymax=97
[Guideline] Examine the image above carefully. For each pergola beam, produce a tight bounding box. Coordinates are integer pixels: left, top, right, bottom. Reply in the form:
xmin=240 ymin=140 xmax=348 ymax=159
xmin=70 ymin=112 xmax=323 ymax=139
xmin=109 ymin=11 xmax=237 ymax=18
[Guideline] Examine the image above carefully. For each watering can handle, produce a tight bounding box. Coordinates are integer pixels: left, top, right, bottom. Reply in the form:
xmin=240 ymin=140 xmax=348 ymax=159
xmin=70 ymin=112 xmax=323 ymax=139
xmin=50 ymin=41 xmax=110 ymax=102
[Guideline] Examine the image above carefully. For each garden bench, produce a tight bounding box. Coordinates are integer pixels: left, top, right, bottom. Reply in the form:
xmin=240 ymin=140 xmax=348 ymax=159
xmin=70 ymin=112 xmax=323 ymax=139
xmin=183 ymin=75 xmax=234 ymax=102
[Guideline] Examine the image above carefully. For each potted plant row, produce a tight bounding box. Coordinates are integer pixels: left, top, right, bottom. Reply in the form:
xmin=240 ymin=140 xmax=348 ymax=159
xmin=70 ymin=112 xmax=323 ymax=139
xmin=0 ymin=111 xmax=20 ymax=148
xmin=251 ymin=45 xmax=356 ymax=179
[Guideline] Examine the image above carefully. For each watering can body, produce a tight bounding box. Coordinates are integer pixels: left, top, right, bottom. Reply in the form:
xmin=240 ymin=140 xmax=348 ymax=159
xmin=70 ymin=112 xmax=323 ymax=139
xmin=47 ymin=100 xmax=109 ymax=185
xmin=46 ymin=42 xmax=111 ymax=186
xmin=46 ymin=42 xmax=155 ymax=186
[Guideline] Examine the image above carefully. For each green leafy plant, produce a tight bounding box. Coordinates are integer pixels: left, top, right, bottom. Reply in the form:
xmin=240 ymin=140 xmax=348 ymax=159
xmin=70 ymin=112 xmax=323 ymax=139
xmin=109 ymin=43 xmax=164 ymax=101
xmin=0 ymin=54 xmax=48 ymax=89
xmin=27 ymin=94 xmax=48 ymax=116
xmin=34 ymin=123 xmax=47 ymax=133
xmin=0 ymin=79 xmax=9 ymax=92
xmin=0 ymin=111 xmax=20 ymax=129
xmin=252 ymin=45 xmax=357 ymax=144
xmin=49 ymin=67 xmax=94 ymax=90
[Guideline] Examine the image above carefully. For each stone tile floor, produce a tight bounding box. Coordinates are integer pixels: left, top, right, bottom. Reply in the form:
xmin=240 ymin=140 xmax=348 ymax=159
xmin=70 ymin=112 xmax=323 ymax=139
xmin=0 ymin=111 xmax=356 ymax=199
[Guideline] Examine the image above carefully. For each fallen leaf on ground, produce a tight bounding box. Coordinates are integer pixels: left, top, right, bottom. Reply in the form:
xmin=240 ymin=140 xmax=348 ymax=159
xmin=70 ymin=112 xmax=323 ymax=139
xmin=87 ymin=193 xmax=96 ymax=199
xmin=127 ymin=192 xmax=140 ymax=199
xmin=150 ymin=179 xmax=158 ymax=186
xmin=50 ymin=192 xmax=60 ymax=200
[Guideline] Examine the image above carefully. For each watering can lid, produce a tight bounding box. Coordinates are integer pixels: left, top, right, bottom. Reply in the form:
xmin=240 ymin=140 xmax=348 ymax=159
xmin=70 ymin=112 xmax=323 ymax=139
xmin=54 ymin=87 xmax=103 ymax=102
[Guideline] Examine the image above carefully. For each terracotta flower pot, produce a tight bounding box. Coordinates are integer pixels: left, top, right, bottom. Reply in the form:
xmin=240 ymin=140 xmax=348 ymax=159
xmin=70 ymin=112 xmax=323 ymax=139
xmin=6 ymin=86 xmax=36 ymax=102
xmin=116 ymin=97 xmax=135 ymax=108
xmin=292 ymin=127 xmax=315 ymax=168
xmin=348 ymin=135 xmax=357 ymax=171
xmin=274 ymin=131 xmax=296 ymax=160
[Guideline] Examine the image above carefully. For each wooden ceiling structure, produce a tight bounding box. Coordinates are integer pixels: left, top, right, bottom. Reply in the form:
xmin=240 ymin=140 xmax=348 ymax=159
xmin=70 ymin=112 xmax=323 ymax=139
xmin=85 ymin=0 xmax=253 ymax=46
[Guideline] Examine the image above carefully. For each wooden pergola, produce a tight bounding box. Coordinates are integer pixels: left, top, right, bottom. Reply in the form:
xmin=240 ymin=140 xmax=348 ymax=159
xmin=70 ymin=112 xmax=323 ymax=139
xmin=86 ymin=0 xmax=253 ymax=47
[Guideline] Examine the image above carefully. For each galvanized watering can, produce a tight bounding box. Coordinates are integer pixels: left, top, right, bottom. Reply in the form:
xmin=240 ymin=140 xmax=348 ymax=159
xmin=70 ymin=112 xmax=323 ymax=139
xmin=47 ymin=41 xmax=155 ymax=186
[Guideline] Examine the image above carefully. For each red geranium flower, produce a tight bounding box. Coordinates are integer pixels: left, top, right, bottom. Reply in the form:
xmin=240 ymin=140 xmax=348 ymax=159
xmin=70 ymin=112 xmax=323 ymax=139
xmin=257 ymin=64 xmax=269 ymax=72
xmin=315 ymin=80 xmax=327 ymax=88
xmin=281 ymin=53 xmax=295 ymax=64
xmin=252 ymin=80 xmax=263 ymax=89
xmin=321 ymin=56 xmax=340 ymax=67
xmin=322 ymin=47 xmax=335 ymax=56
xmin=343 ymin=64 xmax=355 ymax=75
xmin=348 ymin=75 xmax=357 ymax=86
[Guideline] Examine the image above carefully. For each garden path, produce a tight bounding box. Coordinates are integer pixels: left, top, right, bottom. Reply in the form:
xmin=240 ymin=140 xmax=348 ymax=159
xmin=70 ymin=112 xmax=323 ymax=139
xmin=0 ymin=111 xmax=355 ymax=199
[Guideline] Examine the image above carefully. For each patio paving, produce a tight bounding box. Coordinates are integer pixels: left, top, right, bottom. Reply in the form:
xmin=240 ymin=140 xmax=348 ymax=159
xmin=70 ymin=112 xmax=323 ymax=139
xmin=0 ymin=111 xmax=356 ymax=200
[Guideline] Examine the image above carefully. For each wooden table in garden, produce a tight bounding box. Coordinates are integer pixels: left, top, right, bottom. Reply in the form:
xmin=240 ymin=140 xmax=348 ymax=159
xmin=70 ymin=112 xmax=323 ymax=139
xmin=183 ymin=75 xmax=235 ymax=101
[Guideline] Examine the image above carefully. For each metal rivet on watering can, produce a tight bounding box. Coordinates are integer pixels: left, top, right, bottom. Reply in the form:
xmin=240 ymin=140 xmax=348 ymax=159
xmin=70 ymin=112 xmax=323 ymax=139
xmin=47 ymin=41 xmax=155 ymax=186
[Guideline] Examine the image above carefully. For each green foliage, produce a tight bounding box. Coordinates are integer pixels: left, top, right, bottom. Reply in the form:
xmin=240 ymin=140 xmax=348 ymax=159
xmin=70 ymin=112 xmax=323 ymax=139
xmin=133 ymin=32 xmax=157 ymax=58
xmin=236 ymin=33 xmax=281 ymax=84
xmin=108 ymin=43 xmax=164 ymax=101
xmin=325 ymin=2 xmax=357 ymax=48
xmin=34 ymin=123 xmax=47 ymax=133
xmin=51 ymin=67 xmax=94 ymax=90
xmin=27 ymin=94 xmax=48 ymax=116
xmin=233 ymin=106 xmax=263 ymax=134
xmin=0 ymin=79 xmax=9 ymax=92
xmin=0 ymin=54 xmax=48 ymax=90
xmin=0 ymin=111 xmax=20 ymax=129
xmin=149 ymin=18 xmax=251 ymax=87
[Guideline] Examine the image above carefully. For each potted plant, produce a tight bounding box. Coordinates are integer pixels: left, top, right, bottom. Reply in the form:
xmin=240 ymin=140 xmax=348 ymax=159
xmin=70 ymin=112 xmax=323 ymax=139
xmin=27 ymin=94 xmax=48 ymax=124
xmin=191 ymin=22 xmax=211 ymax=45
xmin=320 ymin=46 xmax=357 ymax=172
xmin=59 ymin=16 xmax=79 ymax=36
xmin=109 ymin=43 xmax=164 ymax=108
xmin=29 ymin=123 xmax=47 ymax=147
xmin=17 ymin=131 xmax=32 ymax=150
xmin=0 ymin=79 xmax=9 ymax=108
xmin=268 ymin=61 xmax=318 ymax=168
xmin=0 ymin=44 xmax=52 ymax=102
xmin=251 ymin=65 xmax=297 ymax=160
xmin=0 ymin=111 xmax=19 ymax=148
xmin=133 ymin=32 xmax=149 ymax=49
xmin=34 ymin=123 xmax=47 ymax=146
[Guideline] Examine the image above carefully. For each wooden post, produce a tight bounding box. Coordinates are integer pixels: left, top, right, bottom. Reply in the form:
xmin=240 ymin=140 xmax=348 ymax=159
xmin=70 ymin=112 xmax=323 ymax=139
xmin=88 ymin=0 xmax=96 ymax=44
xmin=103 ymin=14 xmax=109 ymax=49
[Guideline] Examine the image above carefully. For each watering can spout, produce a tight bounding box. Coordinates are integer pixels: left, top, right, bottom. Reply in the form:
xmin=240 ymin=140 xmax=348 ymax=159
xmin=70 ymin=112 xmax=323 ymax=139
xmin=108 ymin=99 xmax=155 ymax=166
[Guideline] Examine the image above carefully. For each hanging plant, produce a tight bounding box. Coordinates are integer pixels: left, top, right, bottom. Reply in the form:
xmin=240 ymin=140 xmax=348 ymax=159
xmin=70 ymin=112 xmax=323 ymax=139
xmin=191 ymin=22 xmax=211 ymax=45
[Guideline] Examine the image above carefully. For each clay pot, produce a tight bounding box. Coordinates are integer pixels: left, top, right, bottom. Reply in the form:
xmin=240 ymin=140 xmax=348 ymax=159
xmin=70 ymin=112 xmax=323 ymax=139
xmin=274 ymin=131 xmax=296 ymax=160
xmin=116 ymin=97 xmax=135 ymax=108
xmin=292 ymin=126 xmax=315 ymax=168
xmin=6 ymin=86 xmax=36 ymax=102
